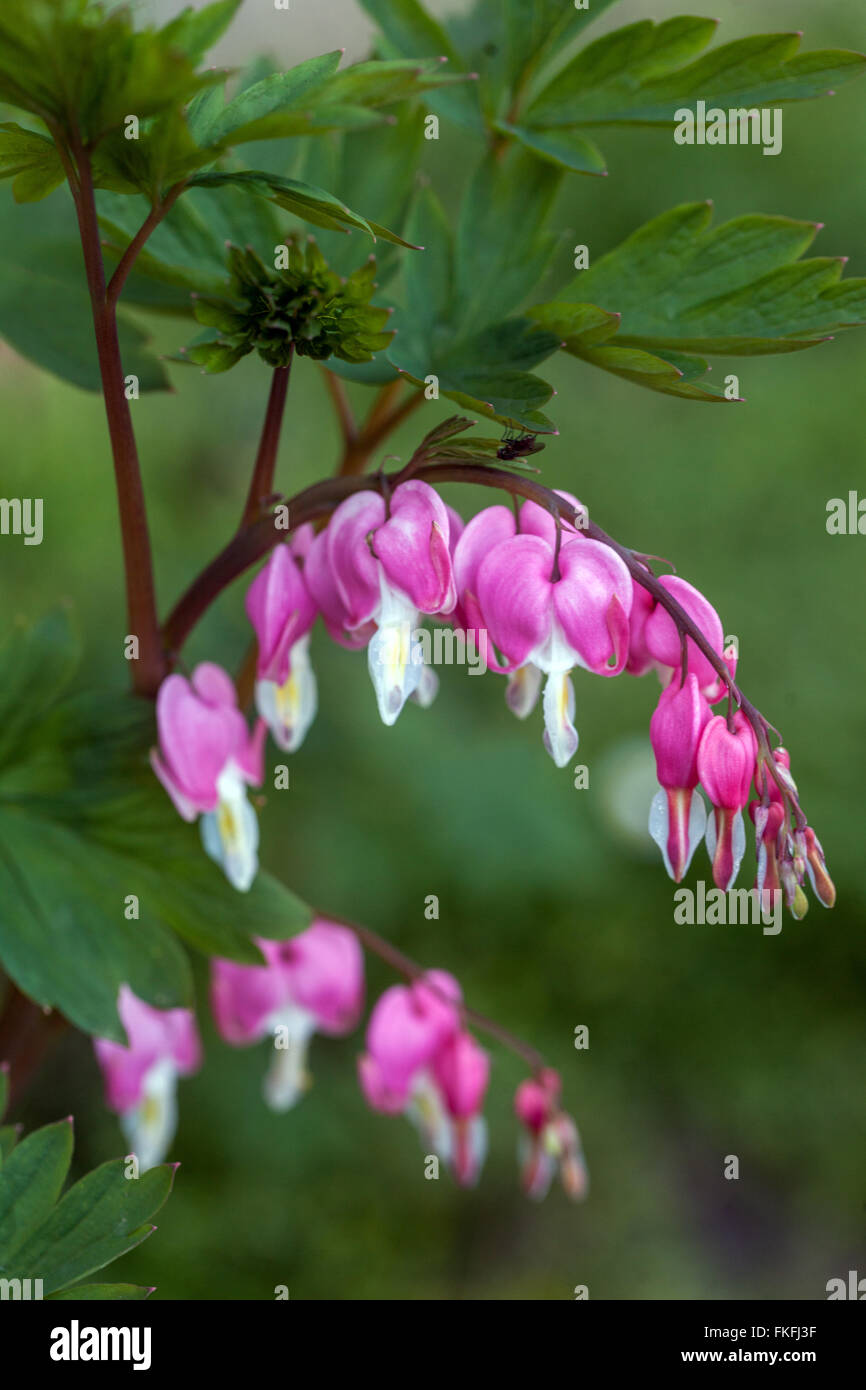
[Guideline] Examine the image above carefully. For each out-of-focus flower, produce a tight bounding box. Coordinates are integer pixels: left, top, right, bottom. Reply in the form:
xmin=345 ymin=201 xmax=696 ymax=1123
xmin=358 ymin=971 xmax=489 ymax=1186
xmin=211 ymin=920 xmax=364 ymax=1111
xmin=93 ymin=986 xmax=202 ymax=1172
xmin=514 ymin=1068 xmax=587 ymax=1201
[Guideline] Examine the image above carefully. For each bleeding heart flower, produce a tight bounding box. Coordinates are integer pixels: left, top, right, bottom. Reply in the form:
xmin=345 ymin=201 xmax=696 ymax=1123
xmin=246 ymin=542 xmax=318 ymax=753
xmin=697 ymin=711 xmax=758 ymax=890
xmin=211 ymin=920 xmax=364 ymax=1111
xmin=306 ymin=481 xmax=456 ymax=726
xmin=93 ymin=986 xmax=202 ymax=1172
xmin=648 ymin=673 xmax=712 ymax=882
xmin=358 ymin=970 xmax=489 ymax=1186
xmin=644 ymin=575 xmax=726 ymax=696
xmin=514 ymin=1068 xmax=587 ymax=1201
xmin=475 ymin=531 xmax=632 ymax=767
xmin=150 ymin=663 xmax=264 ymax=892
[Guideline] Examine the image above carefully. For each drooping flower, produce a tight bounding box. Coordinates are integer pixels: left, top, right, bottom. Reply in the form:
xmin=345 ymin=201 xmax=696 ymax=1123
xmin=648 ymin=673 xmax=712 ymax=882
xmin=245 ymin=541 xmax=318 ymax=753
xmin=644 ymin=575 xmax=729 ymax=698
xmin=93 ymin=986 xmax=202 ymax=1172
xmin=625 ymin=577 xmax=657 ymax=677
xmin=514 ymin=1068 xmax=587 ymax=1201
xmin=151 ymin=663 xmax=265 ymax=892
xmin=358 ymin=971 xmax=489 ymax=1186
xmin=803 ymin=827 xmax=835 ymax=908
xmin=475 ymin=529 xmax=632 ymax=766
xmin=451 ymin=493 xmax=586 ymax=721
xmin=697 ymin=711 xmax=758 ymax=890
xmin=430 ymin=1031 xmax=490 ymax=1187
xmin=211 ymin=920 xmax=364 ymax=1111
xmin=749 ymin=748 xmax=835 ymax=911
xmin=750 ymin=746 xmax=790 ymax=898
xmin=305 ymin=480 xmax=456 ymax=725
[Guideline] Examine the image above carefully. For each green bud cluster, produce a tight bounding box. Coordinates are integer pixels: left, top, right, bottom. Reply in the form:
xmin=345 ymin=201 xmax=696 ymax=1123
xmin=186 ymin=240 xmax=393 ymax=372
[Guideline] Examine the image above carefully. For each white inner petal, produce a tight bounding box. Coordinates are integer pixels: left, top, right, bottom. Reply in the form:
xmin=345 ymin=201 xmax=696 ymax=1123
xmin=505 ymin=663 xmax=542 ymax=719
xmin=263 ymin=1006 xmax=318 ymax=1112
xmin=541 ymin=671 xmax=578 ymax=769
xmin=530 ymin=616 xmax=577 ymax=675
xmin=406 ymin=1071 xmax=452 ymax=1160
xmin=255 ymin=635 xmax=318 ymax=753
xmin=120 ymin=1057 xmax=178 ymax=1174
xmin=411 ymin=662 xmax=439 ymax=708
xmin=367 ymin=571 xmax=424 ymax=727
xmin=200 ymin=763 xmax=259 ymax=892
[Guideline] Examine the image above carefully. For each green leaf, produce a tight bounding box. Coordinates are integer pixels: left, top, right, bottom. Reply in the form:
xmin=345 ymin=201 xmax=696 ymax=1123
xmin=0 ymin=193 xmax=171 ymax=392
xmin=297 ymin=111 xmax=424 ymax=281
xmin=395 ymin=316 xmax=559 ymax=430
xmin=0 ymin=0 xmax=222 ymax=144
xmin=185 ymin=337 xmax=250 ymax=372
xmin=98 ymin=183 xmax=280 ymax=303
xmin=403 ymin=187 xmax=452 ymax=343
xmin=49 ymin=1283 xmax=153 ymax=1300
xmin=92 ymin=109 xmax=218 ymax=199
xmin=492 ymin=120 xmax=605 ymax=176
xmin=501 ymin=0 xmax=620 ymax=97
xmin=196 ymin=51 xmax=343 ymax=147
xmin=0 ymin=1116 xmax=173 ymax=1297
xmin=188 ymin=169 xmax=373 ymax=236
xmin=452 ymin=149 xmax=562 ymax=336
xmin=0 ymin=122 xmax=65 ymax=203
xmin=0 ymin=1121 xmax=73 ymax=1261
xmin=324 ymin=57 xmax=470 ymax=109
xmin=358 ymin=0 xmax=482 ymax=130
xmin=526 ymin=20 xmax=866 ymax=128
xmin=401 ymin=364 xmax=555 ymax=430
xmin=0 ymin=608 xmax=79 ymax=769
xmin=391 ymin=186 xmax=558 ymax=429
xmin=0 ymin=1124 xmax=21 ymax=1165
xmin=0 ymin=611 xmax=313 ymax=1040
xmin=528 ymin=300 xmax=621 ymax=351
xmin=567 ymin=202 xmax=866 ymax=354
xmin=187 ymin=169 xmax=416 ymax=248
xmin=7 ymin=1157 xmax=174 ymax=1294
xmin=0 ymin=1065 xmax=8 ymax=1121
xmin=575 ymin=341 xmax=734 ymax=402
xmin=160 ymin=0 xmax=243 ymax=63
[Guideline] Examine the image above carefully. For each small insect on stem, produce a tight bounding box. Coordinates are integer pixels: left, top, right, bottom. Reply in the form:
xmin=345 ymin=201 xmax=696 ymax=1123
xmin=496 ymin=428 xmax=545 ymax=461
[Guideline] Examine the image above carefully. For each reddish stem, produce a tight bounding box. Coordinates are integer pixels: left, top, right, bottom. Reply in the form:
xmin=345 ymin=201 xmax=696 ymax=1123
xmin=69 ymin=134 xmax=165 ymax=696
xmin=324 ymin=915 xmax=547 ymax=1074
xmin=338 ymin=381 xmax=424 ymax=476
xmin=321 ymin=367 xmax=359 ymax=450
xmin=105 ymin=180 xmax=187 ymax=309
xmin=0 ymin=985 xmax=68 ymax=1111
xmin=240 ymin=358 xmax=293 ymax=529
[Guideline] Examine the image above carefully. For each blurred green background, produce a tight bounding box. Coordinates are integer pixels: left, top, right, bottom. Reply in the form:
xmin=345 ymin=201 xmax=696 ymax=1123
xmin=3 ymin=0 xmax=866 ymax=1299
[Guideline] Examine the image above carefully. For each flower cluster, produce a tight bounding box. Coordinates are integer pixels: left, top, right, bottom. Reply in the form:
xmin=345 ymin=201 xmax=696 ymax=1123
xmin=93 ymin=938 xmax=579 ymax=1196
xmin=358 ymin=971 xmax=489 ymax=1187
xmin=133 ymin=468 xmax=837 ymax=1190
xmin=641 ymin=576 xmax=834 ymax=916
xmin=150 ymin=475 xmax=834 ymax=918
